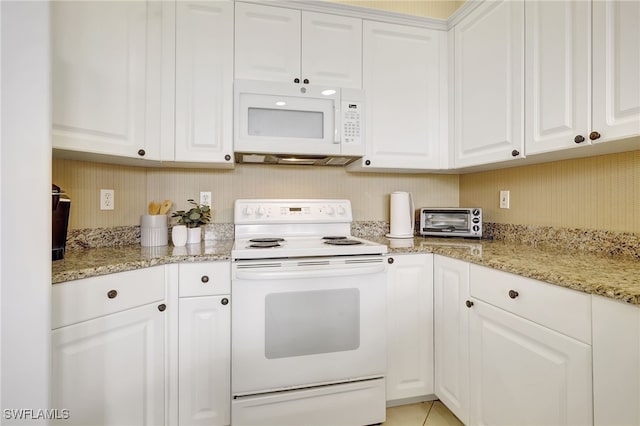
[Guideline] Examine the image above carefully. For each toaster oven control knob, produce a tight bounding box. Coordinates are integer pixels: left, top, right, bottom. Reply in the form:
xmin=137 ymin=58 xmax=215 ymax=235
xmin=472 ymin=209 xmax=481 ymax=216
xmin=472 ymin=218 xmax=480 ymax=224
xmin=242 ymin=206 xmax=254 ymax=216
xmin=473 ymin=225 xmax=480 ymax=232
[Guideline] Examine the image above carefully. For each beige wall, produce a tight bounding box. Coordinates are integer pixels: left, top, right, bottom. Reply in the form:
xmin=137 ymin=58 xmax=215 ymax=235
xmin=459 ymin=150 xmax=640 ymax=233
xmin=53 ymin=159 xmax=459 ymax=229
xmin=327 ymin=0 xmax=465 ymax=20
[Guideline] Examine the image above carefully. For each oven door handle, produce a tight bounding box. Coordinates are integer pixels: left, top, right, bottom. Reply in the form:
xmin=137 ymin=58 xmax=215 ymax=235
xmin=235 ymin=264 xmax=385 ymax=280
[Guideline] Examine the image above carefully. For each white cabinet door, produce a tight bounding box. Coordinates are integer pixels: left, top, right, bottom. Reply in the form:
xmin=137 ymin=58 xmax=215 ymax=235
xmin=592 ymin=0 xmax=640 ymax=142
xmin=525 ymin=0 xmax=591 ymax=155
xmin=386 ymin=254 xmax=434 ymax=402
xmin=51 ymin=303 xmax=165 ymax=426
xmin=469 ymin=300 xmax=592 ymax=426
xmin=301 ymin=12 xmax=362 ymax=88
xmin=592 ymin=295 xmax=640 ymax=426
xmin=174 ymin=1 xmax=234 ymax=166
xmin=453 ymin=0 xmax=524 ymax=168
xmin=351 ymin=21 xmax=446 ymax=172
xmin=179 ymin=295 xmax=231 ymax=426
xmin=52 ymin=1 xmax=163 ymax=161
xmin=433 ymin=255 xmax=470 ymax=425
xmin=234 ymin=2 xmax=301 ymax=83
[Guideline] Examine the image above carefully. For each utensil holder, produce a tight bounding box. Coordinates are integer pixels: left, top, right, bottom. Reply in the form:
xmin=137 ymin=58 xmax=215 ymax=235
xmin=141 ymin=215 xmax=168 ymax=247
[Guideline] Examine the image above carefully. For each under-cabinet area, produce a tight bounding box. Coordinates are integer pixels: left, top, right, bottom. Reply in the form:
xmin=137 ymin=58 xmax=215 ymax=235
xmin=51 ymin=250 xmax=640 ymax=426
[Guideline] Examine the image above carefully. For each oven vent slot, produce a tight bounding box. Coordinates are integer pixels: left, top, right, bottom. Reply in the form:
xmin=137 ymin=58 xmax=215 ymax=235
xmin=297 ymin=260 xmax=331 ymax=267
xmin=237 ymin=263 xmax=282 ymax=269
xmin=345 ymin=258 xmax=384 ymax=265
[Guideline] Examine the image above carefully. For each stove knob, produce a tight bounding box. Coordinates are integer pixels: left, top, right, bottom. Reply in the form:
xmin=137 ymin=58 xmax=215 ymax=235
xmin=243 ymin=207 xmax=254 ymax=216
xmin=337 ymin=206 xmax=346 ymax=216
xmin=256 ymin=207 xmax=266 ymax=217
xmin=325 ymin=206 xmax=335 ymax=215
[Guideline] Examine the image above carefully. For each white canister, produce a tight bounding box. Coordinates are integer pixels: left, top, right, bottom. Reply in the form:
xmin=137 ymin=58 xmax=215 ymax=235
xmin=171 ymin=225 xmax=188 ymax=247
xmin=386 ymin=191 xmax=415 ymax=238
xmin=140 ymin=215 xmax=168 ymax=247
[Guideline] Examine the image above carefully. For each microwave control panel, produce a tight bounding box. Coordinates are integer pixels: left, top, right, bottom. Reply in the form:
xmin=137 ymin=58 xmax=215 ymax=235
xmin=342 ymin=101 xmax=362 ymax=146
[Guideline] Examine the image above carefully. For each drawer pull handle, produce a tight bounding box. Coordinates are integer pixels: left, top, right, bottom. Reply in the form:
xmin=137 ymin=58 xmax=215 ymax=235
xmin=221 ymin=298 xmax=229 ymax=306
xmin=201 ymin=275 xmax=209 ymax=284
xmin=107 ymin=290 xmax=118 ymax=299
xmin=508 ymin=290 xmax=519 ymax=299
xmin=574 ymin=135 xmax=585 ymax=144
xmin=158 ymin=304 xmax=166 ymax=312
xmin=387 ymin=257 xmax=394 ymax=264
xmin=589 ymin=131 xmax=601 ymax=141
xmin=465 ymin=300 xmax=474 ymax=308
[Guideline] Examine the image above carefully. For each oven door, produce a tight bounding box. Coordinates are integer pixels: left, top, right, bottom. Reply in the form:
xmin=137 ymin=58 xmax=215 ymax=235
xmin=231 ymin=256 xmax=386 ymax=396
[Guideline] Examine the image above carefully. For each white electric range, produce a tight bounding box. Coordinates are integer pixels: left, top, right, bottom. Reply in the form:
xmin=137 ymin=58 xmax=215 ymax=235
xmin=231 ymin=199 xmax=388 ymax=426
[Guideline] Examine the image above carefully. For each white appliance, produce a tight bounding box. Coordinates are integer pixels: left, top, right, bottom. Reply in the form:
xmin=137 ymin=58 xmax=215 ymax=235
xmin=387 ymin=191 xmax=415 ymax=238
xmin=234 ymin=80 xmax=364 ymax=166
xmin=231 ymin=199 xmax=387 ymax=426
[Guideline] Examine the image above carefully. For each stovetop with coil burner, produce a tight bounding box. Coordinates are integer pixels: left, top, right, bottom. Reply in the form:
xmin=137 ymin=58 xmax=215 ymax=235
xmin=232 ymin=199 xmax=387 ymax=260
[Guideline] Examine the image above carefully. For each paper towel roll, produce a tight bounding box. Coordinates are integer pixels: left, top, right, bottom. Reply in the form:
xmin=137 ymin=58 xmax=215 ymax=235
xmin=387 ymin=191 xmax=414 ymax=238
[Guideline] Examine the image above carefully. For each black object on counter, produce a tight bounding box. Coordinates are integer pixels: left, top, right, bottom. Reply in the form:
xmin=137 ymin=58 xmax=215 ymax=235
xmin=52 ymin=184 xmax=71 ymax=261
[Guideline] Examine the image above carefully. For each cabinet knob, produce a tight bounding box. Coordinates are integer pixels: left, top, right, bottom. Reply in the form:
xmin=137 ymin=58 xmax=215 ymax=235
xmin=158 ymin=303 xmax=166 ymax=312
xmin=589 ymin=131 xmax=601 ymax=141
xmin=137 ymin=149 xmax=146 ymax=157
xmin=574 ymin=135 xmax=585 ymax=144
xmin=294 ymin=78 xmax=300 ymax=84
xmin=465 ymin=300 xmax=474 ymax=308
xmin=508 ymin=289 xmax=519 ymax=299
xmin=201 ymin=275 xmax=209 ymax=284
xmin=303 ymin=78 xmax=309 ymax=84
xmin=107 ymin=289 xmax=118 ymax=299
xmin=365 ymin=160 xmax=371 ymax=166
xmin=224 ymin=154 xmax=231 ymax=161
xmin=221 ymin=298 xmax=229 ymax=306
xmin=511 ymin=150 xmax=520 ymax=157
xmin=387 ymin=257 xmax=394 ymax=264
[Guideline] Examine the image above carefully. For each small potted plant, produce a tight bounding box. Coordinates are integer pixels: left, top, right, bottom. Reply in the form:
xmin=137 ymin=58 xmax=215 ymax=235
xmin=171 ymin=199 xmax=211 ymax=245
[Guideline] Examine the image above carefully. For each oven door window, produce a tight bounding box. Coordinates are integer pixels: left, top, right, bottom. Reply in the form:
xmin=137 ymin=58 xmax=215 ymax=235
xmin=424 ymin=212 xmax=470 ymax=232
xmin=265 ymin=289 xmax=360 ymax=359
xmin=248 ymin=108 xmax=324 ymax=139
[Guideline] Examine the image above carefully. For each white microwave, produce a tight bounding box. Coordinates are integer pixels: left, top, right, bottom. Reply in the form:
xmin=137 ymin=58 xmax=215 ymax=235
xmin=234 ymin=80 xmax=364 ymax=165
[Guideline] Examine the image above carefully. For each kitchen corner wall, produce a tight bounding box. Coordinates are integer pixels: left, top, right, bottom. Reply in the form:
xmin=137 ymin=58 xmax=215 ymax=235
xmin=459 ymin=150 xmax=640 ymax=233
xmin=53 ymin=158 xmax=459 ymax=229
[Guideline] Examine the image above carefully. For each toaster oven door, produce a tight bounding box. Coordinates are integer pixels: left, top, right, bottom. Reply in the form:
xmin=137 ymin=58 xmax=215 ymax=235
xmin=422 ymin=210 xmax=471 ymax=234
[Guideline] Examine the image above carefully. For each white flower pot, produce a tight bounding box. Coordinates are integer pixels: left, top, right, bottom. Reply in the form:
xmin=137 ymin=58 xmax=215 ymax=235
xmin=187 ymin=227 xmax=201 ymax=244
xmin=171 ymin=225 xmax=187 ymax=247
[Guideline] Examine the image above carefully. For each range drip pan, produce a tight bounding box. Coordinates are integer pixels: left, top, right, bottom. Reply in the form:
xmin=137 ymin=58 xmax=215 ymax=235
xmin=323 ymin=239 xmax=363 ymax=246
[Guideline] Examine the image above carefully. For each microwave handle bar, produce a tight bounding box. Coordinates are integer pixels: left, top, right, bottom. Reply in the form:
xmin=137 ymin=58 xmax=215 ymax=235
xmin=334 ymin=99 xmax=341 ymax=144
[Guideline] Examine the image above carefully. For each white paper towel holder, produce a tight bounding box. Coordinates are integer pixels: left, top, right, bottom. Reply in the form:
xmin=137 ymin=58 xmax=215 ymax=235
xmin=386 ymin=191 xmax=415 ymax=239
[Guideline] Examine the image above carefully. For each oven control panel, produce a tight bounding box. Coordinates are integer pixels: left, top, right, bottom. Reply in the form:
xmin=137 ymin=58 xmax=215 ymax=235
xmin=234 ymin=199 xmax=353 ymax=224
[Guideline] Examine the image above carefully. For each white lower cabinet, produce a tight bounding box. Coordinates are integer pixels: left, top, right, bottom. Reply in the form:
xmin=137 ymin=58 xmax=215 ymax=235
xmin=592 ymin=295 xmax=640 ymax=425
xmin=51 ymin=302 xmax=166 ymax=426
xmin=385 ymin=254 xmax=434 ymax=403
xmin=178 ymin=262 xmax=231 ymax=426
xmin=433 ymin=255 xmax=470 ymax=424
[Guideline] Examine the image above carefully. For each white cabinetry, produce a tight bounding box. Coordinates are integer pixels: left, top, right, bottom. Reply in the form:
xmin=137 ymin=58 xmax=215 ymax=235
xmin=348 ymin=21 xmax=447 ymax=172
xmin=174 ymin=1 xmax=234 ymax=166
xmin=234 ymin=2 xmax=362 ymax=88
xmin=178 ymin=262 xmax=231 ymax=426
xmin=453 ymin=0 xmax=524 ymax=168
xmin=433 ymin=255 xmax=470 ymax=425
xmin=468 ymin=264 xmax=592 ymax=426
xmin=51 ymin=267 xmax=167 ymax=426
xmin=524 ymin=0 xmax=591 ymax=155
xmin=592 ymin=0 xmax=640 ymax=142
xmin=592 ymin=295 xmax=640 ymax=425
xmin=52 ymin=1 xmax=166 ymax=162
xmin=385 ymin=254 xmax=434 ymax=403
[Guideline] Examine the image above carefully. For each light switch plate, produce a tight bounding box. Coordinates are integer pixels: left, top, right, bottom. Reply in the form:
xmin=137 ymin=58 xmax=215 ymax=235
xmin=500 ymin=190 xmax=510 ymax=209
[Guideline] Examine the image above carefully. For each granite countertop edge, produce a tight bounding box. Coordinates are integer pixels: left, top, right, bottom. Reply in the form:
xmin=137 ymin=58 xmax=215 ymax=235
xmin=52 ymin=237 xmax=640 ymax=306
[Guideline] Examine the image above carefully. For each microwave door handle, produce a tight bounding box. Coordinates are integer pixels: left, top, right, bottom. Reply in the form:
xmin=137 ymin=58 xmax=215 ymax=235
xmin=334 ymin=100 xmax=341 ymax=143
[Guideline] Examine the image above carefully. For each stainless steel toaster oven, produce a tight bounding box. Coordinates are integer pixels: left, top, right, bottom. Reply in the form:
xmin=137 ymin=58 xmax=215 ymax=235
xmin=419 ymin=208 xmax=482 ymax=238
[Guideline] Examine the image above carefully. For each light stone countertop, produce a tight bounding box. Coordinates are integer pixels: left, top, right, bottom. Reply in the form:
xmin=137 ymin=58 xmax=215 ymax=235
xmin=52 ymin=236 xmax=640 ymax=306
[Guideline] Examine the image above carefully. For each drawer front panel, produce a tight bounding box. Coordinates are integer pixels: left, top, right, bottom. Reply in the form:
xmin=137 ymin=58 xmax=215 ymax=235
xmin=52 ymin=266 xmax=166 ymax=329
xmin=179 ymin=262 xmax=230 ymax=297
xmin=470 ymin=264 xmax=591 ymax=344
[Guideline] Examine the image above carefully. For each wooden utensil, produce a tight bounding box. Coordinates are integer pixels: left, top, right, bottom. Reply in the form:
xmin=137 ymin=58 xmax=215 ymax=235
xmin=148 ymin=201 xmax=161 ymax=215
xmin=159 ymin=199 xmax=172 ymax=215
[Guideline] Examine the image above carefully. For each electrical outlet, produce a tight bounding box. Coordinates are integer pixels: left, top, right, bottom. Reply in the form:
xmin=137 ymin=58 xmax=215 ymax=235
xmin=100 ymin=189 xmax=114 ymax=210
xmin=500 ymin=190 xmax=510 ymax=209
xmin=200 ymin=191 xmax=212 ymax=207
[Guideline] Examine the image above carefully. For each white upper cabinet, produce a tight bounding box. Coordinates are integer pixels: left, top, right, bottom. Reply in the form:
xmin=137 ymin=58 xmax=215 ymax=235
xmin=235 ymin=2 xmax=362 ymax=88
xmin=52 ymin=1 xmax=165 ymax=161
xmin=174 ymin=0 xmax=234 ymax=166
xmin=592 ymin=0 xmax=640 ymax=142
xmin=348 ymin=20 xmax=447 ymax=172
xmin=453 ymin=0 xmax=525 ymax=168
xmin=524 ymin=0 xmax=591 ymax=155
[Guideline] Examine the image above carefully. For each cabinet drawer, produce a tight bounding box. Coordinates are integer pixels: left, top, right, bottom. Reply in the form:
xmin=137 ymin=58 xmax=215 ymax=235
xmin=179 ymin=262 xmax=230 ymax=297
xmin=470 ymin=264 xmax=591 ymax=344
xmin=52 ymin=266 xmax=165 ymax=329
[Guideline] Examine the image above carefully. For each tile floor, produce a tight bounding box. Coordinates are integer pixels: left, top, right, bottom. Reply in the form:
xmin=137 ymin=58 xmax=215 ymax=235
xmin=383 ymin=401 xmax=463 ymax=426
